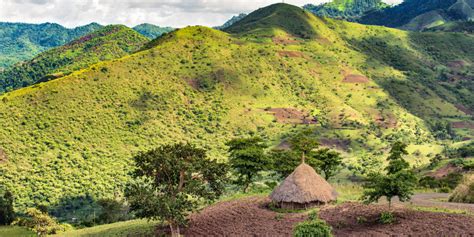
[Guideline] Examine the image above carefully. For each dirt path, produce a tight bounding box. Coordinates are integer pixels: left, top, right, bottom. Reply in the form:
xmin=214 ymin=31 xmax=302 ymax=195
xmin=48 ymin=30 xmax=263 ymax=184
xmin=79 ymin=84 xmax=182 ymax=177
xmin=393 ymin=193 xmax=474 ymax=213
xmin=179 ymin=196 xmax=474 ymax=237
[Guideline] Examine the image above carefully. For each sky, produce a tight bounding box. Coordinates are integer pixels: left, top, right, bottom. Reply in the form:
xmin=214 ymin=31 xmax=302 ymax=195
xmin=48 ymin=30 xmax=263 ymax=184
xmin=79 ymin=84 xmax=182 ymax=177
xmin=0 ymin=0 xmax=403 ymax=28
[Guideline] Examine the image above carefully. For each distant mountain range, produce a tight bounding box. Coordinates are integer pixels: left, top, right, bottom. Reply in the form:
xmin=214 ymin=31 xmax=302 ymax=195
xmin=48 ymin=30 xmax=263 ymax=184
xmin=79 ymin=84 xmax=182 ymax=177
xmin=0 ymin=22 xmax=173 ymax=70
xmin=305 ymin=0 xmax=474 ymax=31
xmin=215 ymin=13 xmax=247 ymax=29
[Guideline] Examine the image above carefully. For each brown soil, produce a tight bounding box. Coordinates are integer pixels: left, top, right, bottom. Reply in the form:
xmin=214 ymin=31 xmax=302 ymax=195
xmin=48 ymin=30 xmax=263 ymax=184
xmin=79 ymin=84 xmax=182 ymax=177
xmin=0 ymin=148 xmax=7 ymax=162
xmin=426 ymin=163 xmax=462 ymax=179
xmin=319 ymin=202 xmax=474 ymax=237
xmin=319 ymin=138 xmax=351 ymax=151
xmin=277 ymin=51 xmax=305 ymax=58
xmin=185 ymin=78 xmax=199 ymax=90
xmin=342 ymin=74 xmax=370 ymax=83
xmin=455 ymin=104 xmax=473 ymax=116
xmin=176 ymin=196 xmax=474 ymax=236
xmin=183 ymin=197 xmax=307 ymax=236
xmin=266 ymin=108 xmax=317 ymax=124
xmin=272 ymin=37 xmax=298 ymax=45
xmin=447 ymin=60 xmax=468 ymax=69
xmin=452 ymin=121 xmax=474 ymax=129
xmin=374 ymin=112 xmax=397 ymax=128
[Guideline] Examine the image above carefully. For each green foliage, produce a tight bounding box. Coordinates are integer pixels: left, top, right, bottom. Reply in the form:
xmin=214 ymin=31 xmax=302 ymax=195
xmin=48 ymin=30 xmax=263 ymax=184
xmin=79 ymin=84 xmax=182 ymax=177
xmin=15 ymin=208 xmax=64 ymax=236
xmin=132 ymin=23 xmax=174 ymax=39
xmin=293 ymin=219 xmax=333 ymax=237
xmin=362 ymin=142 xmax=417 ymax=208
xmin=227 ymin=137 xmax=270 ymax=192
xmin=0 ymin=25 xmax=149 ymax=93
xmin=289 ymin=130 xmax=320 ymax=160
xmin=313 ymin=148 xmax=343 ymax=180
xmin=125 ymin=143 xmax=228 ymax=236
xmin=304 ymin=0 xmax=388 ymax=21
xmin=449 ymin=174 xmax=474 ymax=203
xmin=419 ymin=173 xmax=463 ymax=190
xmin=0 ymin=189 xmax=15 ymax=225
xmin=379 ymin=211 xmax=395 ymax=224
xmin=0 ymin=22 xmax=102 ymax=69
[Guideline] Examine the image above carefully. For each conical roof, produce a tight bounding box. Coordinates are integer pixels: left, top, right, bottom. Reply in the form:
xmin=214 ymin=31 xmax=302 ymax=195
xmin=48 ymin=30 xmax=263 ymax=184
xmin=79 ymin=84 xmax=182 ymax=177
xmin=270 ymin=163 xmax=337 ymax=204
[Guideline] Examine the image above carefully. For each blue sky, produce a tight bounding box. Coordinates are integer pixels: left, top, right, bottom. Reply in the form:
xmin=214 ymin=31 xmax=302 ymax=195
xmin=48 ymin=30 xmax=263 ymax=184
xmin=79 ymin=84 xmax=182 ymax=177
xmin=0 ymin=0 xmax=403 ymax=28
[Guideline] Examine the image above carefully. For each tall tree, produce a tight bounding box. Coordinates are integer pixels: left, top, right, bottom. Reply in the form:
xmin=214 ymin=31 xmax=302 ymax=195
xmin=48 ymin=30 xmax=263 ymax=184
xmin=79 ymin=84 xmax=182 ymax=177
xmin=125 ymin=143 xmax=228 ymax=237
xmin=227 ymin=137 xmax=270 ymax=192
xmin=361 ymin=141 xmax=417 ymax=208
xmin=0 ymin=189 xmax=15 ymax=225
xmin=289 ymin=130 xmax=320 ymax=163
xmin=314 ymin=148 xmax=343 ymax=180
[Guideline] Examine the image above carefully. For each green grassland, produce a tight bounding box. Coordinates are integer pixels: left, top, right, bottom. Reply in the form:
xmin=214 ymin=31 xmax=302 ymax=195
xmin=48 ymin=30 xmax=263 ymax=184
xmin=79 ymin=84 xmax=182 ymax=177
xmin=0 ymin=3 xmax=472 ymax=214
xmin=0 ymin=25 xmax=149 ymax=93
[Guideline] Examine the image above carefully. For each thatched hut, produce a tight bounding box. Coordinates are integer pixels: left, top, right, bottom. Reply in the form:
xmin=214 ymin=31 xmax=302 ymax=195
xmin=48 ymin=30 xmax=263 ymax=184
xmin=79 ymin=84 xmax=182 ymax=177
xmin=270 ymin=162 xmax=338 ymax=209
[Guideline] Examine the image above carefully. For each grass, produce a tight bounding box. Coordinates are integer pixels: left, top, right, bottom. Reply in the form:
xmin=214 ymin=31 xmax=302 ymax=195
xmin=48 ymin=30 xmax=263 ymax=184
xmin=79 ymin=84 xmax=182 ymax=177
xmin=409 ymin=205 xmax=473 ymax=216
xmin=52 ymin=219 xmax=159 ymax=237
xmin=0 ymin=226 xmax=35 ymax=237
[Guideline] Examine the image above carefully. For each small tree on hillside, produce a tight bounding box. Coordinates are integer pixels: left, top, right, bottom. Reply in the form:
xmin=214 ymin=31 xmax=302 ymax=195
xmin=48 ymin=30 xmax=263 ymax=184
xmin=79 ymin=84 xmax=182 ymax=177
xmin=314 ymin=148 xmax=343 ymax=180
xmin=227 ymin=137 xmax=270 ymax=192
xmin=289 ymin=130 xmax=320 ymax=162
xmin=125 ymin=143 xmax=228 ymax=237
xmin=361 ymin=141 xmax=417 ymax=209
xmin=0 ymin=189 xmax=15 ymax=225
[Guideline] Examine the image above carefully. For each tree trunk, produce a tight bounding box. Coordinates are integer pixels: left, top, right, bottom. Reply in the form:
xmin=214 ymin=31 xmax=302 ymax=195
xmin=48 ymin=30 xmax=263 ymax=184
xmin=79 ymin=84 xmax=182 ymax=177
xmin=169 ymin=222 xmax=180 ymax=237
xmin=388 ymin=198 xmax=392 ymax=210
xmin=243 ymin=182 xmax=250 ymax=193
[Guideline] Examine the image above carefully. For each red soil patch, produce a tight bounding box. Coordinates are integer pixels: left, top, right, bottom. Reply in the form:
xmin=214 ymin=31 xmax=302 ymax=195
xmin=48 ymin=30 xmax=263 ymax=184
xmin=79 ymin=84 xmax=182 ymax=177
xmin=183 ymin=197 xmax=306 ymax=236
xmin=173 ymin=197 xmax=474 ymax=236
xmin=426 ymin=163 xmax=462 ymax=179
xmin=0 ymin=148 xmax=7 ymax=162
xmin=319 ymin=202 xmax=474 ymax=236
xmin=266 ymin=108 xmax=317 ymax=124
xmin=447 ymin=60 xmax=468 ymax=69
xmin=319 ymin=138 xmax=351 ymax=151
xmin=272 ymin=37 xmax=298 ymax=45
xmin=455 ymin=104 xmax=473 ymax=116
xmin=185 ymin=78 xmax=199 ymax=90
xmin=342 ymin=74 xmax=370 ymax=83
xmin=277 ymin=51 xmax=305 ymax=58
xmin=451 ymin=121 xmax=474 ymax=129
xmin=374 ymin=113 xmax=397 ymax=129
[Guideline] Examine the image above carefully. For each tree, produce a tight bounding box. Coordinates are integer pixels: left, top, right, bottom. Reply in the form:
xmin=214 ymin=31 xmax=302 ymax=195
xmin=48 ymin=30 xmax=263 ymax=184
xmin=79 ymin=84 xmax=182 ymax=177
xmin=361 ymin=142 xmax=417 ymax=209
xmin=0 ymin=189 xmax=15 ymax=225
xmin=17 ymin=208 xmax=63 ymax=236
xmin=125 ymin=143 xmax=228 ymax=237
xmin=314 ymin=148 xmax=343 ymax=180
xmin=226 ymin=137 xmax=270 ymax=192
xmin=270 ymin=149 xmax=322 ymax=179
xmin=289 ymin=130 xmax=320 ymax=162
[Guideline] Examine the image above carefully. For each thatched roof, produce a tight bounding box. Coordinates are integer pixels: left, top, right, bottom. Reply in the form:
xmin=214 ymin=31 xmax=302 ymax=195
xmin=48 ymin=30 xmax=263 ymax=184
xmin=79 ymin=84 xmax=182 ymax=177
xmin=270 ymin=163 xmax=337 ymax=204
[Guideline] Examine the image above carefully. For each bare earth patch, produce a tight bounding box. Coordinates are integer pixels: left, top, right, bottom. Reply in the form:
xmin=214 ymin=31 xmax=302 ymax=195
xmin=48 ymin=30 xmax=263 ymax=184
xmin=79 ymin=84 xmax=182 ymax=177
xmin=452 ymin=121 xmax=474 ymax=129
xmin=447 ymin=60 xmax=468 ymax=70
xmin=455 ymin=104 xmax=473 ymax=116
xmin=319 ymin=138 xmax=351 ymax=151
xmin=272 ymin=37 xmax=298 ymax=45
xmin=319 ymin=202 xmax=474 ymax=237
xmin=0 ymin=148 xmax=7 ymax=162
xmin=374 ymin=112 xmax=398 ymax=128
xmin=266 ymin=108 xmax=317 ymax=124
xmin=342 ymin=74 xmax=369 ymax=83
xmin=426 ymin=164 xmax=462 ymax=179
xmin=277 ymin=51 xmax=305 ymax=58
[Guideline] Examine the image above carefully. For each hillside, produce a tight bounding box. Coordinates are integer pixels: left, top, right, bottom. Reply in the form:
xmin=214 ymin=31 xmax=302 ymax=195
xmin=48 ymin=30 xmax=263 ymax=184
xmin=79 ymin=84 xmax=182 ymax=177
xmin=0 ymin=25 xmax=149 ymax=93
xmin=425 ymin=21 xmax=474 ymax=33
xmin=0 ymin=3 xmax=473 ymax=212
xmin=360 ymin=0 xmax=474 ymax=31
xmin=132 ymin=23 xmax=174 ymax=39
xmin=0 ymin=22 xmax=102 ymax=69
xmin=304 ymin=0 xmax=389 ymax=21
xmin=216 ymin=13 xmax=247 ymax=29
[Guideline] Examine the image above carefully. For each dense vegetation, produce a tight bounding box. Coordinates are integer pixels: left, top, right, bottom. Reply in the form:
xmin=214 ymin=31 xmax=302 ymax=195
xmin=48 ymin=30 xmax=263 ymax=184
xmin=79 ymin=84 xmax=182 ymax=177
xmin=132 ymin=23 xmax=174 ymax=39
xmin=0 ymin=3 xmax=472 ymax=221
xmin=304 ymin=0 xmax=388 ymax=21
xmin=0 ymin=22 xmax=102 ymax=69
xmin=0 ymin=25 xmax=149 ymax=93
xmin=216 ymin=13 xmax=247 ymax=29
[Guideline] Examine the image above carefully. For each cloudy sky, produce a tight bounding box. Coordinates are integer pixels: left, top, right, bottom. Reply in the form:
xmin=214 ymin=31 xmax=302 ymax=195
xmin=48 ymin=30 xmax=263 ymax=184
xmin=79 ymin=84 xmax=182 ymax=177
xmin=0 ymin=0 xmax=403 ymax=28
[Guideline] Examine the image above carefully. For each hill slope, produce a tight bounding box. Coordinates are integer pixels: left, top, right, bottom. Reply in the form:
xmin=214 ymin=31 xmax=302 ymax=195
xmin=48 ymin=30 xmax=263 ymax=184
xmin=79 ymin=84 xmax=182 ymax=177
xmin=304 ymin=0 xmax=389 ymax=21
xmin=132 ymin=23 xmax=174 ymax=39
xmin=0 ymin=22 xmax=103 ymax=69
xmin=0 ymin=25 xmax=149 ymax=93
xmin=0 ymin=3 xmax=473 ymax=212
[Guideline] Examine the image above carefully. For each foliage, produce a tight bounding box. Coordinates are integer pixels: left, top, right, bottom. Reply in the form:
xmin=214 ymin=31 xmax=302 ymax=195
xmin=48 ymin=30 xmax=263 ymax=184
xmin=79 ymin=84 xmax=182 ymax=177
xmin=289 ymin=130 xmax=320 ymax=161
xmin=419 ymin=173 xmax=463 ymax=191
xmin=0 ymin=25 xmax=149 ymax=93
xmin=0 ymin=188 xmax=15 ymax=225
xmin=379 ymin=211 xmax=395 ymax=224
xmin=293 ymin=219 xmax=333 ymax=237
xmin=313 ymin=148 xmax=343 ymax=180
xmin=125 ymin=143 xmax=228 ymax=236
xmin=0 ymin=22 xmax=102 ymax=69
xmin=270 ymin=149 xmax=319 ymax=179
xmin=227 ymin=137 xmax=270 ymax=192
xmin=449 ymin=174 xmax=474 ymax=203
xmin=132 ymin=23 xmax=174 ymax=39
xmin=216 ymin=14 xmax=248 ymax=30
xmin=51 ymin=219 xmax=158 ymax=237
xmin=362 ymin=142 xmax=417 ymax=208
xmin=15 ymin=208 xmax=64 ymax=236
xmin=304 ymin=0 xmax=388 ymax=21
xmin=96 ymin=198 xmax=131 ymax=225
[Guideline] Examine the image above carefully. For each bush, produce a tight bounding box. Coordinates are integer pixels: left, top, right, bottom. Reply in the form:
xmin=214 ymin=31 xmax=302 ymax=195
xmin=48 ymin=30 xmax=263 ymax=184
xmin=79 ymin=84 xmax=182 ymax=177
xmin=293 ymin=219 xmax=333 ymax=237
xmin=15 ymin=208 xmax=64 ymax=236
xmin=379 ymin=211 xmax=395 ymax=224
xmin=449 ymin=174 xmax=474 ymax=204
xmin=0 ymin=189 xmax=15 ymax=225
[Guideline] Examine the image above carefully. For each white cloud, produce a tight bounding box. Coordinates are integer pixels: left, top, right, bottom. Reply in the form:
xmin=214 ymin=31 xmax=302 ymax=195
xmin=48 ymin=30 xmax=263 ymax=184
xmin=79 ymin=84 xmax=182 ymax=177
xmin=0 ymin=0 xmax=403 ymax=28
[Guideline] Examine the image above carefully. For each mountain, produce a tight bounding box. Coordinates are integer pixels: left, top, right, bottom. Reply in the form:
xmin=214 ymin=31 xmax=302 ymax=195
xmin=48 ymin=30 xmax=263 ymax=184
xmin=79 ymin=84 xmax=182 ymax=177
xmin=360 ymin=0 xmax=474 ymax=31
xmin=216 ymin=13 xmax=247 ymax=29
xmin=132 ymin=23 xmax=174 ymax=39
xmin=0 ymin=3 xmax=472 ymax=211
xmin=425 ymin=21 xmax=474 ymax=33
xmin=0 ymin=25 xmax=149 ymax=93
xmin=304 ymin=0 xmax=389 ymax=21
xmin=0 ymin=22 xmax=103 ymax=69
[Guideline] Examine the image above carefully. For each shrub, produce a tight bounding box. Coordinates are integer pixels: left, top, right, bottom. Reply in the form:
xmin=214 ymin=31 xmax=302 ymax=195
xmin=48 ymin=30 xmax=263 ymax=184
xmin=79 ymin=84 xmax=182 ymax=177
xmin=0 ymin=189 xmax=15 ymax=225
xmin=15 ymin=208 xmax=64 ymax=236
xmin=449 ymin=174 xmax=474 ymax=204
xmin=379 ymin=211 xmax=395 ymax=224
xmin=293 ymin=219 xmax=333 ymax=237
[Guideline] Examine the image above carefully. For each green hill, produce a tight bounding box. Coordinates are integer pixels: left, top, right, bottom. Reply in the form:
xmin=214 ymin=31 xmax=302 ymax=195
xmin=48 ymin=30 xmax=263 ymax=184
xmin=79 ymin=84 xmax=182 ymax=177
xmin=425 ymin=21 xmax=474 ymax=33
xmin=0 ymin=22 xmax=103 ymax=70
xmin=132 ymin=23 xmax=174 ymax=39
xmin=304 ymin=0 xmax=389 ymax=21
xmin=0 ymin=3 xmax=473 ymax=214
xmin=0 ymin=25 xmax=149 ymax=93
